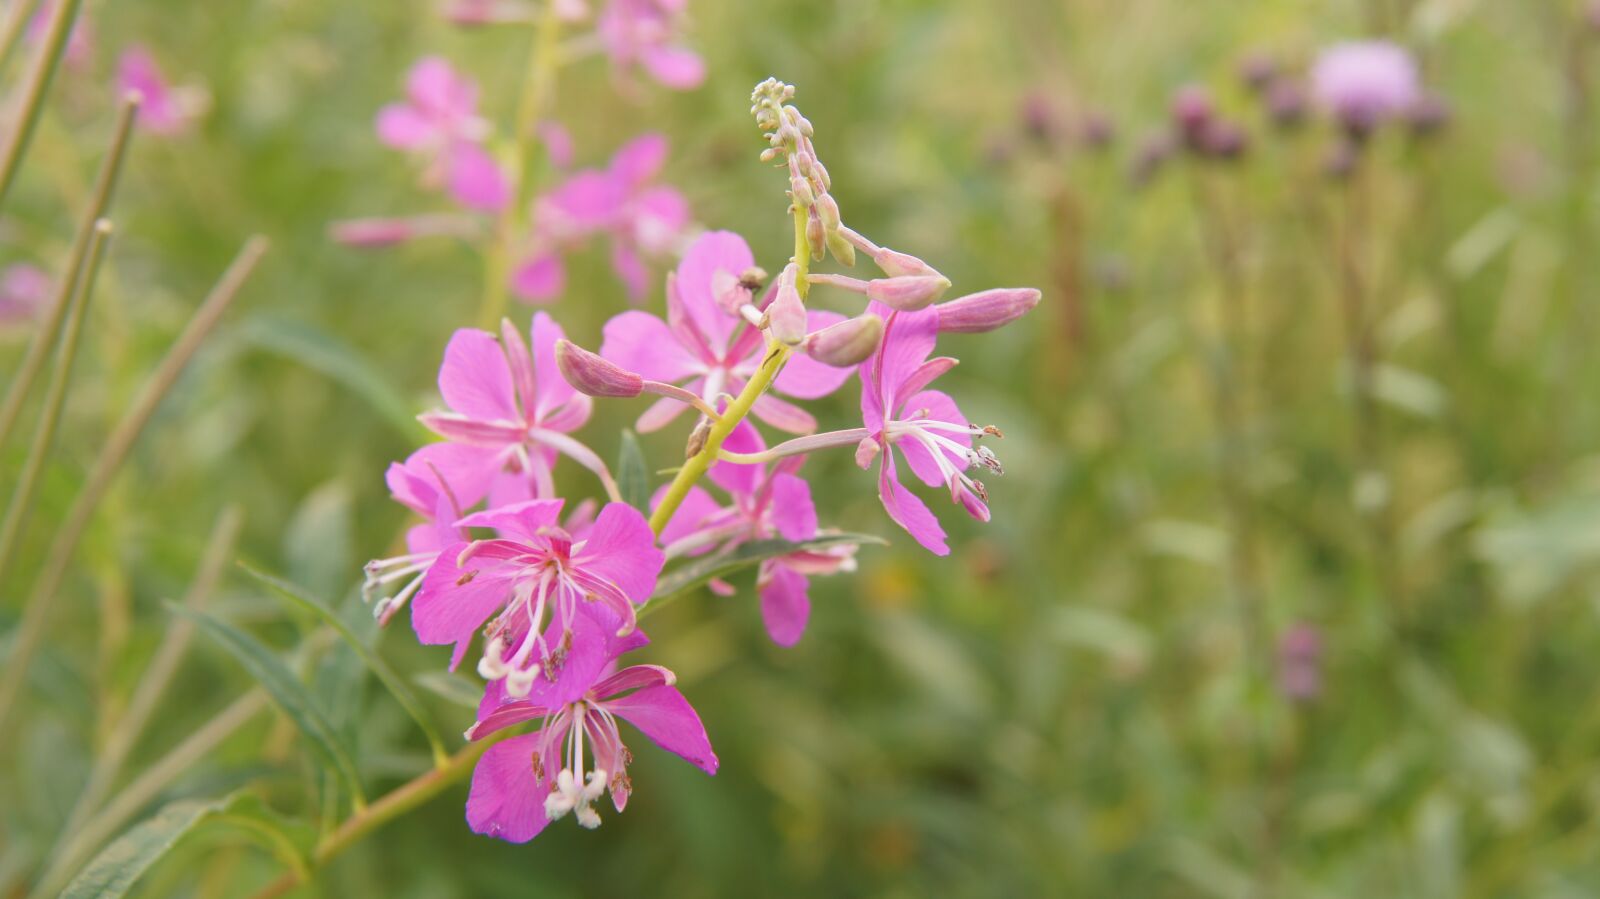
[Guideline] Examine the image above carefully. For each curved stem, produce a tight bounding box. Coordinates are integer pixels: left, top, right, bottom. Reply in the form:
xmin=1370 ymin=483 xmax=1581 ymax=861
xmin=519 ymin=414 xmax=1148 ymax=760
xmin=478 ymin=1 xmax=562 ymax=328
xmin=716 ymin=427 xmax=869 ymax=465
xmin=648 ymin=205 xmax=811 ymax=536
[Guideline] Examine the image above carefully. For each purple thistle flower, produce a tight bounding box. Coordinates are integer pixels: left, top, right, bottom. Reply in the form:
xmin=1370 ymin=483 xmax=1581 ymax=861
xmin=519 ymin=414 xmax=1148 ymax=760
xmin=858 ymin=305 xmax=1002 ymax=555
xmin=514 ymin=133 xmax=691 ymax=303
xmin=654 ymin=422 xmax=857 ymax=646
xmin=600 ymin=229 xmax=853 ymax=434
xmin=1311 ymin=41 xmax=1421 ymax=137
xmin=412 ymin=498 xmax=665 ymax=683
xmin=464 ymin=611 xmax=715 ymax=841
xmin=376 ymin=57 xmax=510 ymax=211
xmin=417 ymin=314 xmax=611 ymax=508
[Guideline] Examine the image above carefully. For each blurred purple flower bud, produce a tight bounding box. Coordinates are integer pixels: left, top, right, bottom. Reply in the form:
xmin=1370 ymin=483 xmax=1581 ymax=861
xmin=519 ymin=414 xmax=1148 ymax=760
xmin=1312 ymin=41 xmax=1421 ymax=138
xmin=802 ymin=313 xmax=884 ymax=367
xmin=767 ymin=264 xmax=808 ymax=345
xmin=934 ymin=288 xmax=1042 ymax=334
xmin=1277 ymin=623 xmax=1324 ymax=703
xmin=1406 ymin=91 xmax=1451 ymax=136
xmin=1200 ymin=119 xmax=1250 ymax=160
xmin=1171 ymin=84 xmax=1215 ymax=146
xmin=1265 ymin=77 xmax=1309 ymax=130
xmin=1078 ymin=110 xmax=1117 ymax=150
xmin=867 ymin=275 xmax=952 ymax=311
xmin=556 ymin=338 xmax=643 ymax=397
xmin=1020 ymin=90 xmax=1065 ymax=145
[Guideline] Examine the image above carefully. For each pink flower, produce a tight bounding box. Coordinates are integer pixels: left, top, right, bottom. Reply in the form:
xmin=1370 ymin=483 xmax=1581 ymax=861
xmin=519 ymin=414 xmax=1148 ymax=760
xmin=655 ymin=422 xmax=856 ymax=646
xmin=116 ymin=45 xmax=201 ymax=135
xmin=597 ymin=0 xmax=705 ymax=91
xmin=418 ymin=314 xmax=612 ymax=508
xmin=0 ymin=264 xmax=51 ymax=328
xmin=600 ymin=230 xmax=852 ymax=434
xmin=411 ymin=498 xmax=665 ymax=683
xmin=464 ymin=611 xmax=715 ymax=841
xmin=1278 ymin=623 xmax=1324 ymax=703
xmin=513 ymin=133 xmax=690 ymax=303
xmin=364 ymin=445 xmax=469 ymax=624
xmin=376 ymin=57 xmax=509 ymax=211
xmin=858 ymin=305 xmax=1001 ymax=555
xmin=1311 ymin=41 xmax=1421 ymax=135
xmin=27 ymin=1 xmax=92 ymax=71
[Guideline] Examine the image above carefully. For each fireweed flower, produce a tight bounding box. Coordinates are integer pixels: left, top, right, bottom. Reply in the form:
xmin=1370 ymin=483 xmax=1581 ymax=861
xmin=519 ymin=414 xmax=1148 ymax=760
xmin=376 ymin=56 xmax=509 ymax=211
xmin=412 ymin=498 xmax=664 ymax=685
xmin=656 ymin=423 xmax=857 ymax=646
xmin=116 ymin=45 xmax=205 ymax=135
xmin=464 ymin=610 xmax=716 ymax=840
xmin=418 ymin=313 xmax=616 ymax=507
xmin=364 ymin=445 xmax=468 ymax=624
xmin=595 ymin=0 xmax=705 ymax=91
xmin=858 ymin=304 xmax=1002 ymax=556
xmin=0 ymin=264 xmax=51 ymax=329
xmin=513 ymin=133 xmax=690 ymax=303
xmin=601 ymin=229 xmax=852 ymax=434
xmin=1311 ymin=41 xmax=1421 ymax=137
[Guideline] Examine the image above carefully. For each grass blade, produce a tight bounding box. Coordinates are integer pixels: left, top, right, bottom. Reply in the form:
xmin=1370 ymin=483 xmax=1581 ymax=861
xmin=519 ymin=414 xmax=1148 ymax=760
xmin=239 ymin=563 xmax=451 ymax=768
xmin=616 ymin=428 xmax=651 ymax=513
xmin=238 ymin=314 xmax=422 ymax=439
xmin=169 ymin=605 xmax=367 ymax=810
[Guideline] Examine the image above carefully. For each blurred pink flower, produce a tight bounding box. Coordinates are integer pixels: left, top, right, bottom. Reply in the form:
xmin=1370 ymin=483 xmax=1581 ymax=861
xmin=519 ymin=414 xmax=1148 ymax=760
xmin=1312 ymin=41 xmax=1421 ymax=135
xmin=1278 ymin=623 xmax=1324 ymax=702
xmin=858 ymin=304 xmax=999 ymax=555
xmin=27 ymin=0 xmax=93 ymax=70
xmin=363 ymin=445 xmax=469 ymax=624
xmin=597 ymin=0 xmax=704 ymax=90
xmin=654 ymin=422 xmax=857 ymax=646
xmin=116 ymin=45 xmax=202 ymax=135
xmin=600 ymin=230 xmax=852 ymax=434
xmin=377 ymin=56 xmax=509 ymax=211
xmin=417 ymin=314 xmax=607 ymax=509
xmin=513 ymin=133 xmax=690 ymax=303
xmin=464 ymin=613 xmax=715 ymax=841
xmin=0 ymin=264 xmax=51 ymax=328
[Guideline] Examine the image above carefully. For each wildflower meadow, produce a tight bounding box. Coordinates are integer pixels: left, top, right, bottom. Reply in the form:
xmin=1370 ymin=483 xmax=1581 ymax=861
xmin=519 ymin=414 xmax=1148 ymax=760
xmin=3 ymin=0 xmax=1600 ymax=896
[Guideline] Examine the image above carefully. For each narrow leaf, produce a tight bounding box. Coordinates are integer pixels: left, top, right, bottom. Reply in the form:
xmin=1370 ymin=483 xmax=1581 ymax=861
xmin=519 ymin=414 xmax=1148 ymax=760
xmin=61 ymin=792 xmax=311 ymax=899
xmin=648 ymin=533 xmax=883 ymax=605
xmin=414 ymin=670 xmax=485 ymax=711
xmin=169 ymin=604 xmax=366 ymax=806
xmin=616 ymin=429 xmax=650 ymax=513
xmin=238 ymin=314 xmax=419 ymax=439
xmin=239 ymin=563 xmax=450 ymax=767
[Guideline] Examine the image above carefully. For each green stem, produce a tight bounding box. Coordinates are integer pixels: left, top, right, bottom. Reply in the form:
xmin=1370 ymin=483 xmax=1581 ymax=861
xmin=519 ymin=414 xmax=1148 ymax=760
xmin=0 ymin=0 xmax=43 ymax=72
xmin=248 ymin=735 xmax=506 ymax=899
xmin=0 ymin=0 xmax=81 ymax=212
xmin=477 ymin=2 xmax=562 ymax=329
xmin=0 ymin=96 xmax=138 ymax=450
xmin=648 ymin=206 xmax=811 ymax=536
xmin=0 ymin=219 xmax=111 ymax=586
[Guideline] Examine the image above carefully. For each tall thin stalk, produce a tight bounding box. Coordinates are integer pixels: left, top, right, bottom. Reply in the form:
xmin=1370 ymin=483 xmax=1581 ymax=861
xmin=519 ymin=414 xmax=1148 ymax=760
xmin=0 ymin=96 xmax=139 ymax=448
xmin=0 ymin=0 xmax=43 ymax=71
xmin=0 ymin=237 xmax=268 ymax=734
xmin=0 ymin=0 xmax=82 ymax=210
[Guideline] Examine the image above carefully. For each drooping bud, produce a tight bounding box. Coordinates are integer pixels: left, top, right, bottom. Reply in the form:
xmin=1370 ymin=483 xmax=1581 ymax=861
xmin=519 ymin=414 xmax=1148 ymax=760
xmin=867 ymin=275 xmax=952 ymax=311
xmin=556 ymin=339 xmax=643 ymax=398
xmin=802 ymin=313 xmax=883 ymax=367
xmin=933 ymin=288 xmax=1042 ymax=334
xmin=839 ymin=226 xmax=942 ymax=278
xmin=815 ymin=194 xmax=855 ymax=266
xmin=855 ymin=437 xmax=880 ymax=470
xmin=766 ymin=263 xmax=808 ymax=345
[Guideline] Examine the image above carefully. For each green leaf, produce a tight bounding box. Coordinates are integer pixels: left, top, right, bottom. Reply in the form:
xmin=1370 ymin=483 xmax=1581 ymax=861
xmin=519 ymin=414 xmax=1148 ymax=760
xmin=238 ymin=314 xmax=419 ymax=439
xmin=239 ymin=563 xmax=450 ymax=768
xmin=616 ymin=429 xmax=650 ymax=513
xmin=61 ymin=793 xmax=310 ymax=899
xmin=414 ymin=670 xmax=484 ymax=710
xmin=646 ymin=533 xmax=883 ymax=610
xmin=169 ymin=604 xmax=367 ymax=806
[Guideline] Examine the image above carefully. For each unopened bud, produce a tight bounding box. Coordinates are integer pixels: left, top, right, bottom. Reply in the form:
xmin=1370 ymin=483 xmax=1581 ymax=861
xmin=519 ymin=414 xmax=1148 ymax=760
xmin=855 ymin=437 xmax=880 ymax=470
xmin=1171 ymin=84 xmax=1214 ymax=145
xmin=816 ymin=193 xmax=843 ymax=234
xmin=934 ymin=288 xmax=1042 ymax=334
xmin=826 ymin=229 xmax=857 ymax=267
xmin=686 ymin=417 xmax=713 ymax=458
xmin=767 ymin=264 xmax=808 ymax=345
xmin=790 ymin=175 xmax=815 ymax=208
xmin=802 ymin=313 xmax=883 ymax=367
xmin=867 ymin=275 xmax=952 ymax=311
xmin=806 ymin=208 xmax=826 ymax=262
xmin=555 ymin=339 xmax=643 ymax=397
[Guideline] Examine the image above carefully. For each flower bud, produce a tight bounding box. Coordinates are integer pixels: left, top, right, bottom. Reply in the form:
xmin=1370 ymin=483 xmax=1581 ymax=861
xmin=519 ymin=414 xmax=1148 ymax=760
xmin=934 ymin=288 xmax=1042 ymax=334
xmin=806 ymin=208 xmax=826 ymax=262
xmin=1171 ymin=84 xmax=1214 ymax=146
xmin=790 ymin=175 xmax=815 ymax=208
xmin=866 ymin=275 xmax=952 ymax=311
xmin=766 ymin=264 xmax=808 ymax=346
xmin=855 ymin=437 xmax=880 ymax=470
xmin=802 ymin=313 xmax=883 ymax=367
xmin=826 ymin=229 xmax=857 ymax=267
xmin=555 ymin=339 xmax=643 ymax=398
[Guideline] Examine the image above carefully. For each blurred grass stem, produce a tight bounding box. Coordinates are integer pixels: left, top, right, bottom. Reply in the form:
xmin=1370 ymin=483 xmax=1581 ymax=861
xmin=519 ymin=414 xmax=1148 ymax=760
xmin=0 ymin=0 xmax=79 ymax=209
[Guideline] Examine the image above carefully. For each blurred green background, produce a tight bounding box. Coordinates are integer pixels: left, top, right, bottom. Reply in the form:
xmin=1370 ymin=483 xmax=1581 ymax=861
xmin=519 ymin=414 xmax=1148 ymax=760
xmin=6 ymin=0 xmax=1600 ymax=896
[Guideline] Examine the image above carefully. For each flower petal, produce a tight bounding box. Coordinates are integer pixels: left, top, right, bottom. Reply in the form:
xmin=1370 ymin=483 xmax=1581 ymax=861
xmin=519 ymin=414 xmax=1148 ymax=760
xmin=879 ymin=453 xmax=948 ymax=555
xmin=602 ymin=310 xmax=703 ymax=383
xmin=529 ymin=312 xmax=579 ymax=421
xmin=751 ymin=393 xmax=817 ymax=435
xmin=376 ymin=104 xmax=433 ymax=149
xmin=466 ymin=732 xmax=552 ymax=843
xmin=675 ymin=231 xmax=752 ymax=353
xmin=768 ymin=473 xmax=817 ymax=542
xmin=640 ymin=45 xmax=705 ymax=90
xmin=759 ymin=564 xmax=811 ymax=647
xmin=605 ymin=684 xmax=719 ymax=775
xmin=448 ymin=141 xmax=510 ymax=211
xmin=412 ymin=543 xmax=516 ymax=669
xmin=708 ymin=419 xmax=764 ymax=497
xmin=439 ymin=328 xmax=518 ymax=422
xmin=896 ymin=389 xmax=969 ymax=490
xmin=510 ymin=252 xmax=566 ymax=304
xmin=573 ymin=502 xmax=665 ymax=603
xmin=654 ymin=484 xmax=727 ymax=552
xmin=608 ymin=132 xmax=668 ymax=188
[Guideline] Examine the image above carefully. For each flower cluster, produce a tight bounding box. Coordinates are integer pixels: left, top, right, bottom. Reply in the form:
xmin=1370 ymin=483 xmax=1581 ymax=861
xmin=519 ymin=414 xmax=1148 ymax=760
xmin=368 ymin=78 xmax=1040 ymax=842
xmin=338 ymin=2 xmax=702 ymax=307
